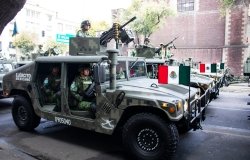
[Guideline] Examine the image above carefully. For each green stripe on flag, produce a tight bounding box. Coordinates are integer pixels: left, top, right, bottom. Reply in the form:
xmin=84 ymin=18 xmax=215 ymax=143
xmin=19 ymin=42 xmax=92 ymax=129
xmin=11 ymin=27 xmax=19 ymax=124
xmin=179 ymin=65 xmax=190 ymax=85
xmin=220 ymin=63 xmax=224 ymax=69
xmin=211 ymin=64 xmax=217 ymax=73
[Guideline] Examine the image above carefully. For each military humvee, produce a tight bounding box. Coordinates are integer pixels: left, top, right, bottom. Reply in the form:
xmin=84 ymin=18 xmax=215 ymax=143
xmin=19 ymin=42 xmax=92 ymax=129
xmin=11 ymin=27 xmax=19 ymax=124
xmin=2 ymin=36 xmax=207 ymax=159
xmin=145 ymin=58 xmax=215 ymax=106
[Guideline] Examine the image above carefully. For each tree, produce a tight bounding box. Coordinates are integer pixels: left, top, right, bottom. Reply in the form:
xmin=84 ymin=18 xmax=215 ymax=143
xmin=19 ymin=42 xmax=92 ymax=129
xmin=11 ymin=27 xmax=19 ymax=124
xmin=13 ymin=32 xmax=37 ymax=59
xmin=219 ymin=0 xmax=250 ymax=15
xmin=44 ymin=39 xmax=67 ymax=56
xmin=121 ymin=0 xmax=174 ymax=43
xmin=89 ymin=21 xmax=109 ymax=36
xmin=0 ymin=0 xmax=27 ymax=35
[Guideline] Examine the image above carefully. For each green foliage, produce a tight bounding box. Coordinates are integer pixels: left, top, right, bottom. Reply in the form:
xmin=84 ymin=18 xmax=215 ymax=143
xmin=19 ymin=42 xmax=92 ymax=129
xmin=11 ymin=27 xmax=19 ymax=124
xmin=219 ymin=0 xmax=235 ymax=16
xmin=44 ymin=39 xmax=68 ymax=55
xmin=89 ymin=21 xmax=109 ymax=36
xmin=122 ymin=0 xmax=174 ymax=39
xmin=13 ymin=32 xmax=36 ymax=56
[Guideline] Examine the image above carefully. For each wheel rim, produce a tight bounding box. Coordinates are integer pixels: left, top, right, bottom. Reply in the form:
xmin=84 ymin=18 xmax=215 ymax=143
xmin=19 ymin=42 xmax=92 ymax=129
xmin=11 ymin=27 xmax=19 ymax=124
xmin=137 ymin=128 xmax=159 ymax=152
xmin=17 ymin=106 xmax=28 ymax=123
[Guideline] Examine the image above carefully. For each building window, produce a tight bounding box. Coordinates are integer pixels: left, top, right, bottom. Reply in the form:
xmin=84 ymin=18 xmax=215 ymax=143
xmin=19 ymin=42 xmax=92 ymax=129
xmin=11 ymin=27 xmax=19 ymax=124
xmin=57 ymin=23 xmax=63 ymax=32
xmin=26 ymin=9 xmax=40 ymax=19
xmin=177 ymin=0 xmax=194 ymax=12
xmin=46 ymin=14 xmax=52 ymax=21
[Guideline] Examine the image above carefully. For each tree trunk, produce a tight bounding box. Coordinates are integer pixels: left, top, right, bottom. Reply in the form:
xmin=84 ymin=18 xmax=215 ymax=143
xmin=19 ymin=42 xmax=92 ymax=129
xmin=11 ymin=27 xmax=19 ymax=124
xmin=0 ymin=0 xmax=26 ymax=35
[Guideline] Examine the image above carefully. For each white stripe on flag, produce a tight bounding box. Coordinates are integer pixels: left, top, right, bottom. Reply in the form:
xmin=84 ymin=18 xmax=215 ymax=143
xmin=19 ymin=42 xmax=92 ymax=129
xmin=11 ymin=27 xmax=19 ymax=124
xmin=168 ymin=66 xmax=179 ymax=84
xmin=205 ymin=64 xmax=211 ymax=73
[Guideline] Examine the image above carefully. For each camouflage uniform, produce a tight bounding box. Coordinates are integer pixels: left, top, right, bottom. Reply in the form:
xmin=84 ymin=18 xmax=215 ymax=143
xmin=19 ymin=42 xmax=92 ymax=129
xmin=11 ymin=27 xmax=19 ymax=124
xmin=70 ymin=75 xmax=93 ymax=110
xmin=76 ymin=30 xmax=91 ymax=37
xmin=43 ymin=74 xmax=61 ymax=103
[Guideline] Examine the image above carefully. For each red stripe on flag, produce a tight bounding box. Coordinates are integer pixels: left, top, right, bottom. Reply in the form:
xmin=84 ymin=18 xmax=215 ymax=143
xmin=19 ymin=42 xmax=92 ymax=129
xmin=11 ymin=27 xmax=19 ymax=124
xmin=200 ymin=64 xmax=205 ymax=73
xmin=158 ymin=65 xmax=168 ymax=84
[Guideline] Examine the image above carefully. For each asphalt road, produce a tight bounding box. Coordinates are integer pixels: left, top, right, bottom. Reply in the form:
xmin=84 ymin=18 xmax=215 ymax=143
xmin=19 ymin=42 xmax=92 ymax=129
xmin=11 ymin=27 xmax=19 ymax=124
xmin=0 ymin=83 xmax=250 ymax=160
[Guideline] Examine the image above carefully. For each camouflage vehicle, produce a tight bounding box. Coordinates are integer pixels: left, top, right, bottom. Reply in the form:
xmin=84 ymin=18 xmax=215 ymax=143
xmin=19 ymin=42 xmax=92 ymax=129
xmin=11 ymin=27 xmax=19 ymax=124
xmin=145 ymin=57 xmax=215 ymax=107
xmin=2 ymin=18 xmax=207 ymax=159
xmin=12 ymin=60 xmax=32 ymax=69
xmin=0 ymin=60 xmax=14 ymax=95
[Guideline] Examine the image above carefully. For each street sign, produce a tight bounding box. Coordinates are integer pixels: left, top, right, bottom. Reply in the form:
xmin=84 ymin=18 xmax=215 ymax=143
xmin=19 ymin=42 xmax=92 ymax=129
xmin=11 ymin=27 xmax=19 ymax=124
xmin=56 ymin=34 xmax=75 ymax=44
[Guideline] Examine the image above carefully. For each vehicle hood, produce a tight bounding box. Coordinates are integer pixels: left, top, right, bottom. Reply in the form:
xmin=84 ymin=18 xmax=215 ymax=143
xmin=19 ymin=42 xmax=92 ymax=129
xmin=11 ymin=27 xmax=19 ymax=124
xmin=191 ymin=74 xmax=214 ymax=85
xmin=117 ymin=78 xmax=197 ymax=100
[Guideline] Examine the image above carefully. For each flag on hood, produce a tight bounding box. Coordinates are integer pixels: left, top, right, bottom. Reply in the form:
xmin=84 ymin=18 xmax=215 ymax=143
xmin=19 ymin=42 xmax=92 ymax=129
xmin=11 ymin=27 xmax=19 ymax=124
xmin=199 ymin=63 xmax=217 ymax=73
xmin=12 ymin=21 xmax=18 ymax=37
xmin=158 ymin=65 xmax=190 ymax=85
xmin=219 ymin=63 xmax=224 ymax=69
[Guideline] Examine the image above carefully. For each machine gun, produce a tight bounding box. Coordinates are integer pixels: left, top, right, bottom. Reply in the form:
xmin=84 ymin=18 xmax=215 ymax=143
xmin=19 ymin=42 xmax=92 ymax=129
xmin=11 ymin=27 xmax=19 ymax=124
xmin=155 ymin=36 xmax=179 ymax=53
xmin=100 ymin=16 xmax=136 ymax=47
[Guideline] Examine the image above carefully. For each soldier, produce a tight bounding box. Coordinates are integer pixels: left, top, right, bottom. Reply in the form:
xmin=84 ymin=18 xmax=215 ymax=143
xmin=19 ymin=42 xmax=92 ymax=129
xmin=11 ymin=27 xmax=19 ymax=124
xmin=76 ymin=20 xmax=91 ymax=37
xmin=70 ymin=64 xmax=95 ymax=113
xmin=166 ymin=46 xmax=174 ymax=59
xmin=37 ymin=44 xmax=44 ymax=56
xmin=159 ymin=43 xmax=166 ymax=58
xmin=43 ymin=66 xmax=61 ymax=111
xmin=143 ymin=38 xmax=154 ymax=48
xmin=117 ymin=66 xmax=125 ymax=79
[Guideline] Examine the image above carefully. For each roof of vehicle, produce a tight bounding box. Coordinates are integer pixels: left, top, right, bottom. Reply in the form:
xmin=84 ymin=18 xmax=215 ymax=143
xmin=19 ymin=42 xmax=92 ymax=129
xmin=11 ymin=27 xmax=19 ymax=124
xmin=0 ymin=60 xmax=14 ymax=64
xmin=117 ymin=56 xmax=145 ymax=61
xmin=145 ymin=58 xmax=166 ymax=63
xmin=35 ymin=55 xmax=107 ymax=63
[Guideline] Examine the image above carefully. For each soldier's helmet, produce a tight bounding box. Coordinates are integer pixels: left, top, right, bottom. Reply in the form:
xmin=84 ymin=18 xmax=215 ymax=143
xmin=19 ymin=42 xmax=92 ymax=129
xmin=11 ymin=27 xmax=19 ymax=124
xmin=78 ymin=64 xmax=90 ymax=72
xmin=81 ymin=20 xmax=91 ymax=28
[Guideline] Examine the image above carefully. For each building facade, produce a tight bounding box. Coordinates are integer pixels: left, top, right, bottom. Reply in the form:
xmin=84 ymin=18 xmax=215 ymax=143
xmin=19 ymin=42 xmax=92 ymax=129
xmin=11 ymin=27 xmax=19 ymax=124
xmin=0 ymin=0 xmax=78 ymax=60
xmin=150 ymin=0 xmax=249 ymax=76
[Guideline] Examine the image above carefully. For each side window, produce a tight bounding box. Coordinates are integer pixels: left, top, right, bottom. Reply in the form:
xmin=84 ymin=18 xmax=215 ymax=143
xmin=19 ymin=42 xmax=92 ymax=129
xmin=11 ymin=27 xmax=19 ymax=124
xmin=67 ymin=63 xmax=95 ymax=110
xmin=36 ymin=63 xmax=61 ymax=106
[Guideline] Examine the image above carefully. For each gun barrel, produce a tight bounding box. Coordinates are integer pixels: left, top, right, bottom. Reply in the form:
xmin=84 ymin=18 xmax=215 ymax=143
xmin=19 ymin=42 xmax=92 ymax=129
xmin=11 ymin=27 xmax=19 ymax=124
xmin=100 ymin=16 xmax=136 ymax=46
xmin=120 ymin=16 xmax=136 ymax=29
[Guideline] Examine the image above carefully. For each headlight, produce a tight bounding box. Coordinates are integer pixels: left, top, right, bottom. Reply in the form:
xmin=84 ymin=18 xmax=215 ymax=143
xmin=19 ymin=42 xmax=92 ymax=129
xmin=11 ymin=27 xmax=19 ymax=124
xmin=184 ymin=100 xmax=188 ymax=111
xmin=160 ymin=100 xmax=182 ymax=114
xmin=176 ymin=101 xmax=183 ymax=111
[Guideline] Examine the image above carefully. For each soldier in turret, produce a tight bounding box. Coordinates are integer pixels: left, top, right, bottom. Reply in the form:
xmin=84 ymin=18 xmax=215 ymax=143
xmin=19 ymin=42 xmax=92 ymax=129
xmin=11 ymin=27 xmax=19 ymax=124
xmin=76 ymin=20 xmax=92 ymax=37
xmin=143 ymin=38 xmax=154 ymax=48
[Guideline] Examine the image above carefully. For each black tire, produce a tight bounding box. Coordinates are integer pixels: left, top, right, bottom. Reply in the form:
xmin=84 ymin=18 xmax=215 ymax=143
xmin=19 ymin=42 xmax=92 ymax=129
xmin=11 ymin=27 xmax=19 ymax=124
xmin=12 ymin=96 xmax=41 ymax=131
xmin=122 ymin=113 xmax=179 ymax=160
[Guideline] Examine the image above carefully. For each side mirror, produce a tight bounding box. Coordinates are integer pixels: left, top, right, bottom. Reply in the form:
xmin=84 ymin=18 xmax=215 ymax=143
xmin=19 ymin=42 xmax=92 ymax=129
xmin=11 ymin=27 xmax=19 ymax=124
xmin=94 ymin=65 xmax=106 ymax=84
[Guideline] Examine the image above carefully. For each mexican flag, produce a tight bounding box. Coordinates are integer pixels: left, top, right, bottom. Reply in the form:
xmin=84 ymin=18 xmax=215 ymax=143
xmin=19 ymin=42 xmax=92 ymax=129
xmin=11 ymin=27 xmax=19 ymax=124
xmin=199 ymin=63 xmax=217 ymax=73
xmin=218 ymin=63 xmax=225 ymax=69
xmin=158 ymin=65 xmax=190 ymax=85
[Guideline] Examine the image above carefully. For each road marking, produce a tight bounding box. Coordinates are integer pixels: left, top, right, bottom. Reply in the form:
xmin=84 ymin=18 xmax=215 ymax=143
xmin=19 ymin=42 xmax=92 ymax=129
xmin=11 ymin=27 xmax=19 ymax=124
xmin=202 ymin=124 xmax=250 ymax=139
xmin=208 ymin=106 xmax=250 ymax=111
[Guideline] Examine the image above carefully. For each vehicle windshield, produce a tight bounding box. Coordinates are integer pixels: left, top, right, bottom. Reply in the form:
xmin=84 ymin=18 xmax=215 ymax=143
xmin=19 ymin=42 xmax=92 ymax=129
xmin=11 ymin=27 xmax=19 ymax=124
xmin=0 ymin=63 xmax=13 ymax=73
xmin=129 ymin=60 xmax=147 ymax=78
xmin=101 ymin=59 xmax=147 ymax=82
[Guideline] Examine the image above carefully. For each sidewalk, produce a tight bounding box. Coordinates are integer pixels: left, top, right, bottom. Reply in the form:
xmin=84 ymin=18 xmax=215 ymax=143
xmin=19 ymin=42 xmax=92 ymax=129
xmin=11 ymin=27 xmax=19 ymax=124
xmin=220 ymin=82 xmax=250 ymax=93
xmin=0 ymin=139 xmax=36 ymax=160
